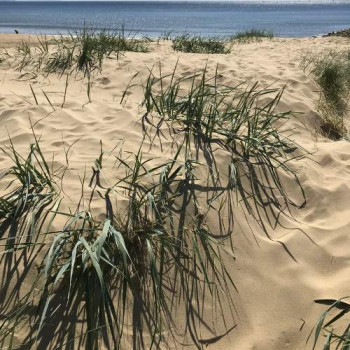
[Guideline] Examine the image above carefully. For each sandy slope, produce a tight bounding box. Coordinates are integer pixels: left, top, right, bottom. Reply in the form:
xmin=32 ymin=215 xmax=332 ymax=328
xmin=1 ymin=35 xmax=350 ymax=350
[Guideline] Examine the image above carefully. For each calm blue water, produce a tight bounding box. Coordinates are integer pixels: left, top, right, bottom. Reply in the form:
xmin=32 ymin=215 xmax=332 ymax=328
xmin=0 ymin=1 xmax=350 ymax=37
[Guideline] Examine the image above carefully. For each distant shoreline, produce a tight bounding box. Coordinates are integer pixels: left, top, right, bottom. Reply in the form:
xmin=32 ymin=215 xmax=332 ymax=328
xmin=0 ymin=31 xmax=349 ymax=48
xmin=323 ymin=27 xmax=350 ymax=38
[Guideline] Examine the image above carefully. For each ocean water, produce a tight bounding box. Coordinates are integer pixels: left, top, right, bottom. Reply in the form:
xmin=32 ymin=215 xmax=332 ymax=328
xmin=0 ymin=1 xmax=350 ymax=38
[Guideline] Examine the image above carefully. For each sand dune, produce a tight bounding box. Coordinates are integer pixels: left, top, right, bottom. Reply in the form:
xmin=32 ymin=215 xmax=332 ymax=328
xmin=0 ymin=35 xmax=350 ymax=350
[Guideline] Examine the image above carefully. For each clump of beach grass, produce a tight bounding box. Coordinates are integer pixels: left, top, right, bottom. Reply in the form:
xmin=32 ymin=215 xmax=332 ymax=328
xmin=0 ymin=139 xmax=235 ymax=349
xmin=172 ymin=34 xmax=230 ymax=54
xmin=73 ymin=27 xmax=149 ymax=76
xmin=131 ymin=64 xmax=306 ymax=228
xmin=159 ymin=31 xmax=173 ymax=41
xmin=5 ymin=28 xmax=149 ymax=102
xmin=231 ymin=29 xmax=274 ymax=43
xmin=301 ymin=50 xmax=350 ymax=140
xmin=0 ymin=133 xmax=59 ymax=234
xmin=51 ymin=147 xmax=235 ymax=348
xmin=0 ymin=133 xmax=61 ymax=349
xmin=9 ymin=27 xmax=149 ymax=78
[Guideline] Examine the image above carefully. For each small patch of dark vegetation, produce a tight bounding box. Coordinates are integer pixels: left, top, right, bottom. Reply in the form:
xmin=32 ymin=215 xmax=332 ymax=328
xmin=159 ymin=31 xmax=173 ymax=41
xmin=231 ymin=29 xmax=274 ymax=43
xmin=324 ymin=28 xmax=350 ymax=38
xmin=172 ymin=34 xmax=230 ymax=54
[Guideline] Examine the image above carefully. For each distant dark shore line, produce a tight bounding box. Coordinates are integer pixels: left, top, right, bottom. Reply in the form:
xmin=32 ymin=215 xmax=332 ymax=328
xmin=323 ymin=27 xmax=350 ymax=38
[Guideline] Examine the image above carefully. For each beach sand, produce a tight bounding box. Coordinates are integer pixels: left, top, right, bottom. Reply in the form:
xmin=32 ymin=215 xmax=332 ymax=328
xmin=1 ymin=34 xmax=350 ymax=350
